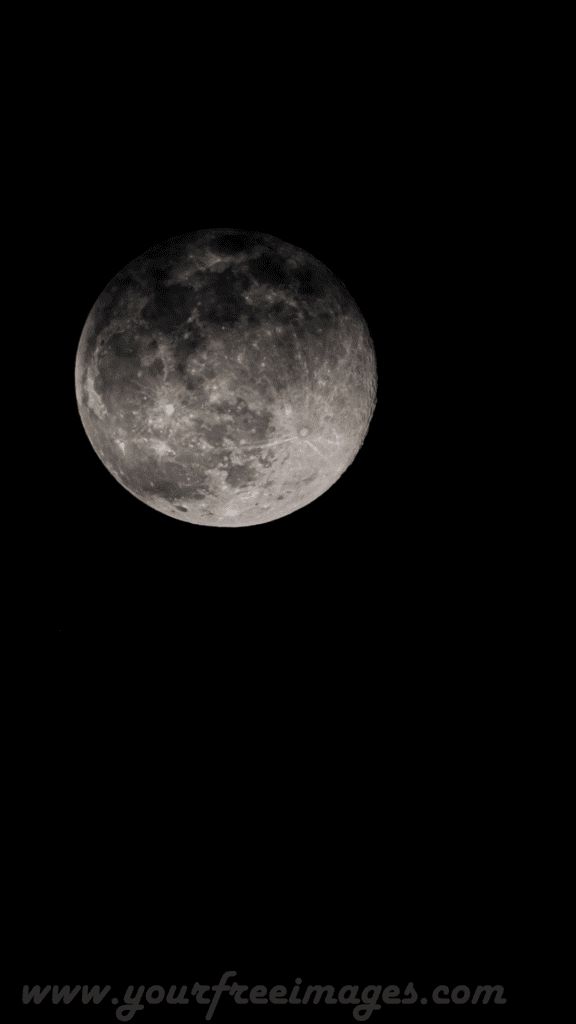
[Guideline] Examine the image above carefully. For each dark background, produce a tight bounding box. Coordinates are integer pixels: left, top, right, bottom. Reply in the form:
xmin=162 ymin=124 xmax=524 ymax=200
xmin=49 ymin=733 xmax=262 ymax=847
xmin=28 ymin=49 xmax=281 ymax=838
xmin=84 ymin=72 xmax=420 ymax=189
xmin=13 ymin=9 xmax=529 ymax=1017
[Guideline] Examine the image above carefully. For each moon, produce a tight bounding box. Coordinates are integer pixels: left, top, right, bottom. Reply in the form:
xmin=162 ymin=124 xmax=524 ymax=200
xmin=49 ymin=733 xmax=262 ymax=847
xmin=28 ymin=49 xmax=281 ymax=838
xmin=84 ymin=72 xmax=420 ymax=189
xmin=75 ymin=229 xmax=377 ymax=527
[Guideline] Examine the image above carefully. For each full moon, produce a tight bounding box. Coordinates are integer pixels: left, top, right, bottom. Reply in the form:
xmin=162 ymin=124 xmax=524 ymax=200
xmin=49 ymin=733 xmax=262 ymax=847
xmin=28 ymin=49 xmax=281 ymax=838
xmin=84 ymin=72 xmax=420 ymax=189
xmin=75 ymin=229 xmax=377 ymax=527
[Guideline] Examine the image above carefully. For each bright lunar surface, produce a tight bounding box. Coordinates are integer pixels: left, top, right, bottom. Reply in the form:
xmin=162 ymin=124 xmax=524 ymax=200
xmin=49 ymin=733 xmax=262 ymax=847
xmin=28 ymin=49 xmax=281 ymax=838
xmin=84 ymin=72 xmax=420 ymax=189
xmin=75 ymin=229 xmax=377 ymax=526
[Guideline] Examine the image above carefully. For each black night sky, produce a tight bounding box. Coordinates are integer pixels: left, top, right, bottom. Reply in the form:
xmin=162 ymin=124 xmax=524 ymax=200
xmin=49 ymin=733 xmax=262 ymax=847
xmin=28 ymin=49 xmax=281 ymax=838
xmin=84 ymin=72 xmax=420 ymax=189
xmin=13 ymin=10 xmax=524 ymax=1015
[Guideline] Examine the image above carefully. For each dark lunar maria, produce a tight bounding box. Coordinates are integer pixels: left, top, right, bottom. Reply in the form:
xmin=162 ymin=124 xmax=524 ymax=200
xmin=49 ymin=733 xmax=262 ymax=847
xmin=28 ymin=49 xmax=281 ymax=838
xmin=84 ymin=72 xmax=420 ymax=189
xmin=75 ymin=228 xmax=377 ymax=526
